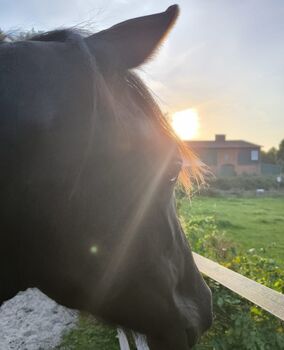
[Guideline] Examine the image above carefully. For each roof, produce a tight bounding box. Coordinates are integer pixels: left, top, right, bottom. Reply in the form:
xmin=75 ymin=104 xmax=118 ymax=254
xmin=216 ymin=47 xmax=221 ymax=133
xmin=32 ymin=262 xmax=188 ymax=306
xmin=185 ymin=140 xmax=261 ymax=149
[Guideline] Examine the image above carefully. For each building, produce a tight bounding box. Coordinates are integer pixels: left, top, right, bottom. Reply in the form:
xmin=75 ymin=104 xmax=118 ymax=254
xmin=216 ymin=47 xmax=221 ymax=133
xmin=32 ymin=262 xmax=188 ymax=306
xmin=186 ymin=135 xmax=261 ymax=176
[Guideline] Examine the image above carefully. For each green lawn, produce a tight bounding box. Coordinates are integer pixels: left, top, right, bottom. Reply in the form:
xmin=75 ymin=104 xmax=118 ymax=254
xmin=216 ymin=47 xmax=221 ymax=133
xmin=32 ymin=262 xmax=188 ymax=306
xmin=179 ymin=196 xmax=284 ymax=267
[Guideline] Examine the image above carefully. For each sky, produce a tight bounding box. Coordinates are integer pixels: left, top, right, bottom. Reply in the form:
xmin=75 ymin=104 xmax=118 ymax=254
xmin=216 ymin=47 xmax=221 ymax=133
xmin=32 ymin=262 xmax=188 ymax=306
xmin=1 ymin=0 xmax=283 ymax=150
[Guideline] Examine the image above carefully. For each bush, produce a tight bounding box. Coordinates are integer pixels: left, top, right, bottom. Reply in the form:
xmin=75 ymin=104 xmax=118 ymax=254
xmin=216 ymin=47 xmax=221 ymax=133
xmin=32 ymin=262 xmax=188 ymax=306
xmin=178 ymin=202 xmax=284 ymax=350
xmin=199 ymin=277 xmax=284 ymax=350
xmin=208 ymin=175 xmax=280 ymax=191
xmin=176 ymin=175 xmax=284 ymax=200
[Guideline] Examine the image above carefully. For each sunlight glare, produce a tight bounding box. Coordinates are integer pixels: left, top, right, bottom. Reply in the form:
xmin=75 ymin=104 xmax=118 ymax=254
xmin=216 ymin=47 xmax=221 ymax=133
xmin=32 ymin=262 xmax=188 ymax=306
xmin=171 ymin=108 xmax=200 ymax=140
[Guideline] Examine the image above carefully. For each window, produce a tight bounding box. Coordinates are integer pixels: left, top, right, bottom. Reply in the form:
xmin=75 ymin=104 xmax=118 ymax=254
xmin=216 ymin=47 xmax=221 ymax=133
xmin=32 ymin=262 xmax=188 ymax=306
xmin=238 ymin=149 xmax=259 ymax=164
xmin=251 ymin=150 xmax=259 ymax=161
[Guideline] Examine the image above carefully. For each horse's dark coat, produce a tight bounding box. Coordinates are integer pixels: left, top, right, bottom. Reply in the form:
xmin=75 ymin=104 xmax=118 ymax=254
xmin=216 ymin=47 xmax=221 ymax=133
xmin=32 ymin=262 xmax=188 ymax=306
xmin=0 ymin=5 xmax=212 ymax=349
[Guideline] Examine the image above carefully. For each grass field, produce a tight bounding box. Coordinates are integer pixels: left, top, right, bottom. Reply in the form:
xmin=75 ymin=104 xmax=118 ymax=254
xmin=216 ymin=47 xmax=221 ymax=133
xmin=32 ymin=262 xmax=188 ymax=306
xmin=179 ymin=196 xmax=284 ymax=267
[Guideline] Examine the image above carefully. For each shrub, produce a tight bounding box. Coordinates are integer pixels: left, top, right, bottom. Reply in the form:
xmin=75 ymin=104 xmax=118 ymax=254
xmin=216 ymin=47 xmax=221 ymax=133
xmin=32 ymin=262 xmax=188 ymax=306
xmin=178 ymin=200 xmax=284 ymax=350
xmin=208 ymin=175 xmax=280 ymax=191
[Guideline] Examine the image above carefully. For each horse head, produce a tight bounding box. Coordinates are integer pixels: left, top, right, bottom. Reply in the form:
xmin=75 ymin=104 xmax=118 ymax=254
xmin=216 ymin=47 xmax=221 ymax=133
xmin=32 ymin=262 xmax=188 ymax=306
xmin=0 ymin=5 xmax=212 ymax=349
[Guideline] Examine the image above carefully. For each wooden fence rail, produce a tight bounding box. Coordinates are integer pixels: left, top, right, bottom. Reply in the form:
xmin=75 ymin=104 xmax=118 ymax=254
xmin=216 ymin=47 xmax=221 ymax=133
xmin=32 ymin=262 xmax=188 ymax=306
xmin=193 ymin=253 xmax=284 ymax=321
xmin=118 ymin=253 xmax=284 ymax=349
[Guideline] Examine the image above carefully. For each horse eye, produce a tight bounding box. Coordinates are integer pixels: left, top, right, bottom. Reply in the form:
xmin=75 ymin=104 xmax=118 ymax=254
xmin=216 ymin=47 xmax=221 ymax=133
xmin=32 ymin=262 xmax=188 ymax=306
xmin=169 ymin=175 xmax=178 ymax=183
xmin=168 ymin=160 xmax=182 ymax=183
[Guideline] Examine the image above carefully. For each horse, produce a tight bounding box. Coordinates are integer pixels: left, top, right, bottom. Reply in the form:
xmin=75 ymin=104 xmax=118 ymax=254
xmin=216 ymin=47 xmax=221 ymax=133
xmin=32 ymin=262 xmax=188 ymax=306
xmin=0 ymin=5 xmax=212 ymax=349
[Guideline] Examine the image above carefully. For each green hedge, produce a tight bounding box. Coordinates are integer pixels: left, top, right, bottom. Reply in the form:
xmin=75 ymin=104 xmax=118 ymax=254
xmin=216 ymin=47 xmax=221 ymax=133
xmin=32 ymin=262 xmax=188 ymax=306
xmin=208 ymin=175 xmax=281 ymax=191
xmin=175 ymin=175 xmax=284 ymax=198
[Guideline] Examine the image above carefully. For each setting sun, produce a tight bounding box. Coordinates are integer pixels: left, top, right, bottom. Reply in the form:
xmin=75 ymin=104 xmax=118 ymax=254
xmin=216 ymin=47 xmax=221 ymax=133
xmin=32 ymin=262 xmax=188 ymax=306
xmin=171 ymin=108 xmax=200 ymax=140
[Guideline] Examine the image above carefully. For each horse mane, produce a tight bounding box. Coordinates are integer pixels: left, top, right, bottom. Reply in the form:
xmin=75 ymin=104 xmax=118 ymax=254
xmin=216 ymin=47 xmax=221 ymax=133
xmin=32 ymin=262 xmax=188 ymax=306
xmin=29 ymin=29 xmax=75 ymax=42
xmin=1 ymin=28 xmax=205 ymax=190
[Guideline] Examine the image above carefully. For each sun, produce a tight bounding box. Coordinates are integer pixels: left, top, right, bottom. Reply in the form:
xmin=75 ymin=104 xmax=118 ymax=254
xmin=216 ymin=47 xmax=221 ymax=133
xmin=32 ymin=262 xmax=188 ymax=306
xmin=171 ymin=108 xmax=200 ymax=140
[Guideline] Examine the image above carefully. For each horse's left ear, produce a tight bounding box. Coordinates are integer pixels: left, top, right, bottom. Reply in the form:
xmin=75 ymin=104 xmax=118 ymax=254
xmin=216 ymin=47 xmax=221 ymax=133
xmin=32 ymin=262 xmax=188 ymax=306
xmin=85 ymin=5 xmax=179 ymax=70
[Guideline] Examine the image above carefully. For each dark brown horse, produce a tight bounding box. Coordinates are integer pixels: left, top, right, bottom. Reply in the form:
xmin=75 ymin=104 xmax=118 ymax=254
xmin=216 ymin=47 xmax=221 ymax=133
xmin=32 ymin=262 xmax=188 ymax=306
xmin=0 ymin=5 xmax=212 ymax=349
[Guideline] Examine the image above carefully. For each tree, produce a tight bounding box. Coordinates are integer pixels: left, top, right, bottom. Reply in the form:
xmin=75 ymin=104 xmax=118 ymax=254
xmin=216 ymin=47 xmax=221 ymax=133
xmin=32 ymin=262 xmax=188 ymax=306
xmin=277 ymin=139 xmax=284 ymax=163
xmin=261 ymin=147 xmax=278 ymax=164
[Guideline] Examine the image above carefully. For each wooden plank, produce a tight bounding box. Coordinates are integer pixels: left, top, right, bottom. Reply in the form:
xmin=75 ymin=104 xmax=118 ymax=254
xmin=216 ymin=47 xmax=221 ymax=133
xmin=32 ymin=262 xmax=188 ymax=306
xmin=117 ymin=329 xmax=150 ymax=350
xmin=132 ymin=332 xmax=150 ymax=350
xmin=193 ymin=252 xmax=284 ymax=321
xmin=117 ymin=328 xmax=130 ymax=350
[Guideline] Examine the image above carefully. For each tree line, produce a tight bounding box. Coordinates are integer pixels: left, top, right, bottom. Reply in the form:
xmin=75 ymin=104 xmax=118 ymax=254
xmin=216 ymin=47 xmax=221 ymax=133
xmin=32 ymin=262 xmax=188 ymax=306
xmin=261 ymin=139 xmax=284 ymax=166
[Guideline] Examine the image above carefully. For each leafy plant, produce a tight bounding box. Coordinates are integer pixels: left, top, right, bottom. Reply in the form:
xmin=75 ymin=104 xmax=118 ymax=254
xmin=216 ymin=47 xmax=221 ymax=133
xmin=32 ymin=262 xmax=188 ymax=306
xmin=55 ymin=314 xmax=121 ymax=350
xmin=178 ymin=200 xmax=284 ymax=350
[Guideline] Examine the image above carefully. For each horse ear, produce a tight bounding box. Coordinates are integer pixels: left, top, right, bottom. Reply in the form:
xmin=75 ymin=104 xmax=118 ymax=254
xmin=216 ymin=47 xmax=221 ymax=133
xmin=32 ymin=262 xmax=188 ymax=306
xmin=85 ymin=5 xmax=179 ymax=70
